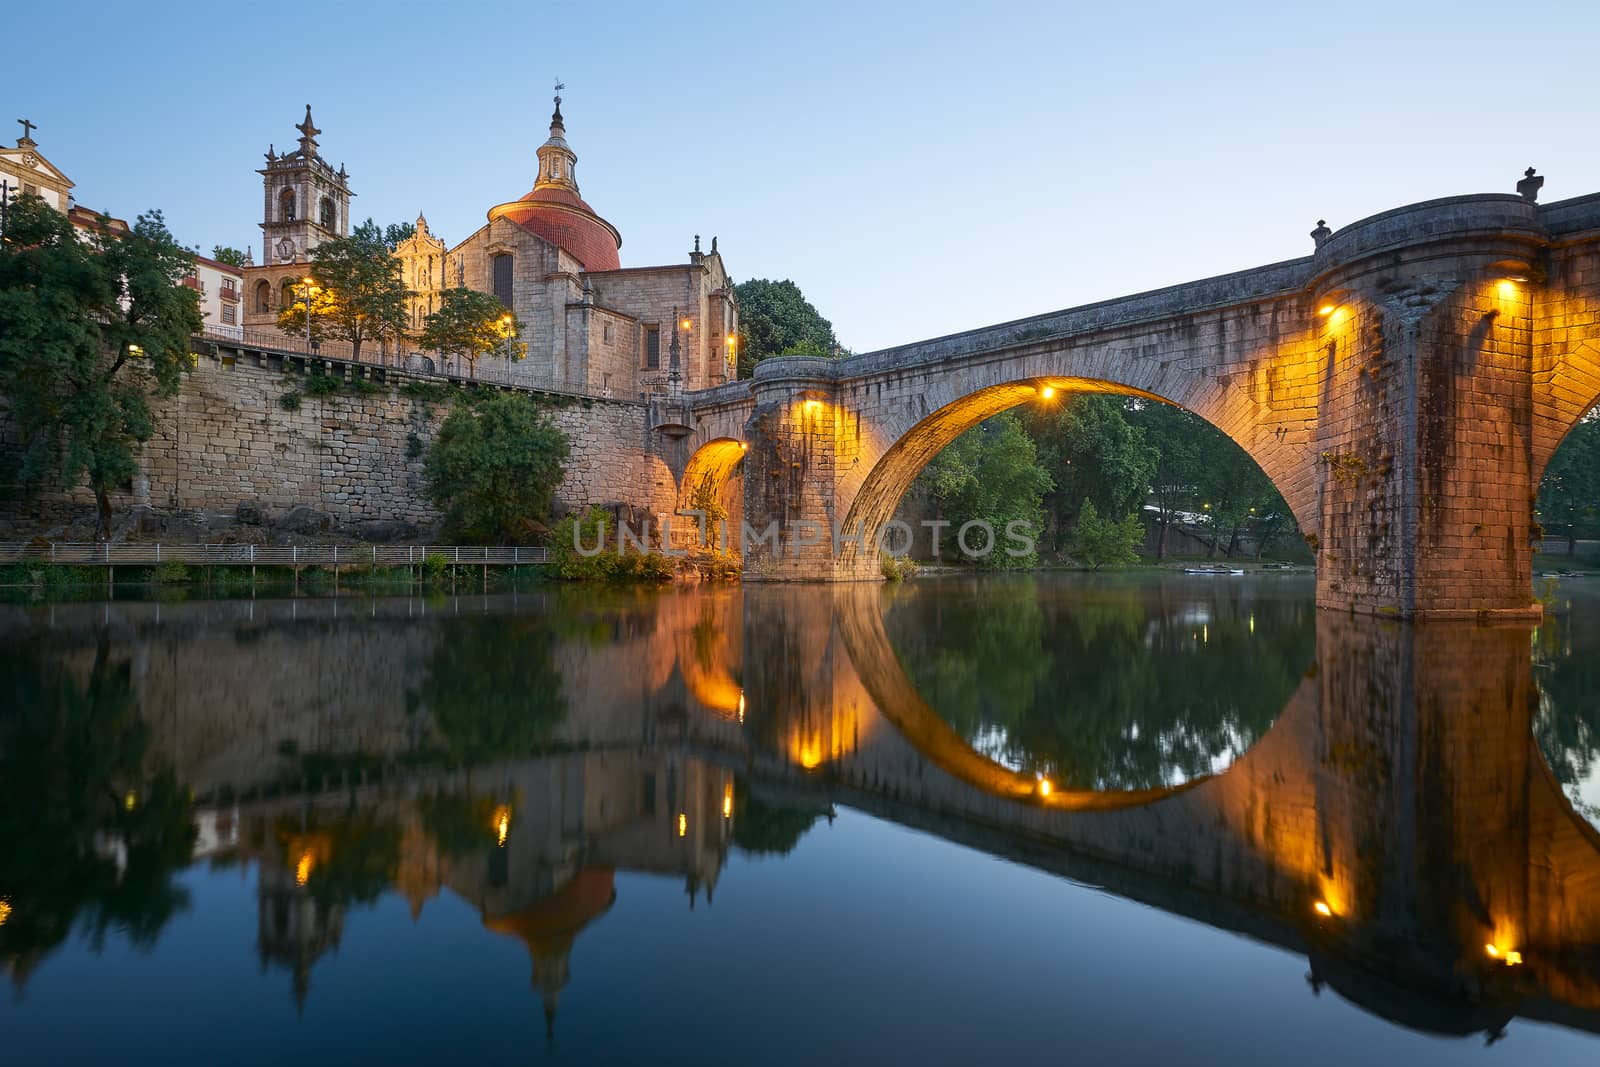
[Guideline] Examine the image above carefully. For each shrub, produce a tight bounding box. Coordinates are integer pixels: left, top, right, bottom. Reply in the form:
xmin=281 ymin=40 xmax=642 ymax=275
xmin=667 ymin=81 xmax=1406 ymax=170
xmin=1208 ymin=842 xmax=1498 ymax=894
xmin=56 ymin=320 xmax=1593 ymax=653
xmin=1068 ymin=500 xmax=1143 ymax=570
xmin=303 ymin=371 xmax=342 ymax=397
xmin=279 ymin=391 xmax=302 ymax=411
xmin=881 ymin=554 xmax=919 ymax=582
xmin=550 ymin=508 xmax=674 ymax=582
xmin=423 ymin=393 xmax=568 ymax=543
xmin=423 ymin=552 xmax=451 ymax=582
xmin=152 ymin=561 xmax=190 ymax=584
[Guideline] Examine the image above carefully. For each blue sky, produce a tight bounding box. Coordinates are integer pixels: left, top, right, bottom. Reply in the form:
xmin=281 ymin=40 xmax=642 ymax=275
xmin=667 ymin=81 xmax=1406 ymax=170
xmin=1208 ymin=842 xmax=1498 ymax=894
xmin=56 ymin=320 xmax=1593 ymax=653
xmin=11 ymin=0 xmax=1600 ymax=351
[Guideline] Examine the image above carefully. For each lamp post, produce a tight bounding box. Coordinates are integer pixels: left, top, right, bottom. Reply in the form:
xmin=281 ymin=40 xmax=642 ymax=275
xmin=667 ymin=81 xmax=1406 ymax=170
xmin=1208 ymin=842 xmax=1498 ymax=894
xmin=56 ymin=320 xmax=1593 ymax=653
xmin=725 ymin=333 xmax=737 ymax=381
xmin=0 ymin=179 xmax=12 ymax=240
xmin=498 ymin=314 xmax=513 ymax=381
xmin=669 ymin=307 xmax=690 ymax=396
xmin=297 ymin=277 xmax=319 ymax=352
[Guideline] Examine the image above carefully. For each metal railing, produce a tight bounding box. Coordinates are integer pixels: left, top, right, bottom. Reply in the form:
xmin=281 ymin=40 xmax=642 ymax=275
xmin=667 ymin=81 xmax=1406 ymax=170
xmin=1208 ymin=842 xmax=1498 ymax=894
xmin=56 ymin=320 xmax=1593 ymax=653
xmin=0 ymin=543 xmax=548 ymax=567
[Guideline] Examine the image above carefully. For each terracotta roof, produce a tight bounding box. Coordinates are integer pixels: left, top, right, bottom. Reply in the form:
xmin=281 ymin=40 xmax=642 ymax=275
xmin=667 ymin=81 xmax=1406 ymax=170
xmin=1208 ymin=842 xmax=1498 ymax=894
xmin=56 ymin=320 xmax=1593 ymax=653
xmin=489 ymin=186 xmax=622 ymax=272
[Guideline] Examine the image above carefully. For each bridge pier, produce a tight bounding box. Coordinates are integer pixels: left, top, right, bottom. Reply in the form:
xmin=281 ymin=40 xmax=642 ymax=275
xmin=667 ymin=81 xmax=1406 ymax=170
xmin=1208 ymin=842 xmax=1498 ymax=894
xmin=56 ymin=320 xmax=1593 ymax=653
xmin=1309 ymin=196 xmax=1546 ymax=619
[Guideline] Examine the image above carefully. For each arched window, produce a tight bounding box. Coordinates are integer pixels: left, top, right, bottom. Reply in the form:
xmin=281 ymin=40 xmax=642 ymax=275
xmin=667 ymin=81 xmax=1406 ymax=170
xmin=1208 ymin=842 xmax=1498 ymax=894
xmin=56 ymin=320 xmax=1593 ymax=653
xmin=280 ymin=187 xmax=296 ymax=222
xmin=319 ymin=197 xmax=334 ymax=229
xmin=280 ymin=279 xmax=297 ymax=309
xmin=255 ymin=280 xmax=272 ymax=313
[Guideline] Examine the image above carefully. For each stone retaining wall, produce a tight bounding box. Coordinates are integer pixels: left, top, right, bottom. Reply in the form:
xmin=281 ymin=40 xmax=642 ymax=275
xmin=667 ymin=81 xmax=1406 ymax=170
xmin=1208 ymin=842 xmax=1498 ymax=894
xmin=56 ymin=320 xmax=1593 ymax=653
xmin=1 ymin=354 xmax=677 ymax=535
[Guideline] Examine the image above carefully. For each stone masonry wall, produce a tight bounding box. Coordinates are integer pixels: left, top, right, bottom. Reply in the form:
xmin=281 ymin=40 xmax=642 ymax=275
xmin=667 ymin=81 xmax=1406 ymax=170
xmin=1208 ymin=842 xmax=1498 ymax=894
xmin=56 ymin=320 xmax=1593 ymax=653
xmin=1 ymin=354 xmax=677 ymax=534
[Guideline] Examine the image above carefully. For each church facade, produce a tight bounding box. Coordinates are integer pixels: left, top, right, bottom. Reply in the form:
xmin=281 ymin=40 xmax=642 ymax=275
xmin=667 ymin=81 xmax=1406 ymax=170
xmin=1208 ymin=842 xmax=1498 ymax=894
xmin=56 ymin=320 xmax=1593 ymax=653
xmin=242 ymin=97 xmax=738 ymax=397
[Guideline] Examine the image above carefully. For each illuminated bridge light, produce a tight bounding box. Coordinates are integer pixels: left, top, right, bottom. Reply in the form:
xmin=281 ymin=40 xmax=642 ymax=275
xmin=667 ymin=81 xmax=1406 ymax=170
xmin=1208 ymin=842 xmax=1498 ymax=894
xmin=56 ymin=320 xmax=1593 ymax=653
xmin=1486 ymin=944 xmax=1523 ymax=966
xmin=1037 ymin=777 xmax=1053 ymax=798
xmin=1039 ymin=385 xmax=1056 ymax=400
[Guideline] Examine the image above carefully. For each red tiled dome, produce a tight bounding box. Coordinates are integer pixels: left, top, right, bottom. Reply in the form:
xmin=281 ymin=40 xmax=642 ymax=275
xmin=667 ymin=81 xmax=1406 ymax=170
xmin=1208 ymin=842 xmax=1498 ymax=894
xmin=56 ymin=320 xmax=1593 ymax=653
xmin=489 ymin=186 xmax=621 ymax=273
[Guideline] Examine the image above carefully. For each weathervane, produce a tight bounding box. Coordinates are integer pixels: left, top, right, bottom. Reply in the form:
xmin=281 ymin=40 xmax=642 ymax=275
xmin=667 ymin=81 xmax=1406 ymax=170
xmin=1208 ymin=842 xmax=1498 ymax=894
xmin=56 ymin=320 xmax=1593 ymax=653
xmin=554 ymin=78 xmax=565 ymax=107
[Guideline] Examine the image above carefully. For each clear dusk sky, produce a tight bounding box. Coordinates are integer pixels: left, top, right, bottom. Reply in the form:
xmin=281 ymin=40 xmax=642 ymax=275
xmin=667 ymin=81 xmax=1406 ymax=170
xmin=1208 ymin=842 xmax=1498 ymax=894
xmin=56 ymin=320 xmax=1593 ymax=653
xmin=11 ymin=0 xmax=1600 ymax=352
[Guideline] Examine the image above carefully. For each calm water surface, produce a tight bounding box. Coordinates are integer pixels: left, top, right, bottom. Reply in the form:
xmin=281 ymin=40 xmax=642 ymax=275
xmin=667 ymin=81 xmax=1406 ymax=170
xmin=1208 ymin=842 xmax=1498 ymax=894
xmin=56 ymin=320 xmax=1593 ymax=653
xmin=3 ymin=573 xmax=1599 ymax=1065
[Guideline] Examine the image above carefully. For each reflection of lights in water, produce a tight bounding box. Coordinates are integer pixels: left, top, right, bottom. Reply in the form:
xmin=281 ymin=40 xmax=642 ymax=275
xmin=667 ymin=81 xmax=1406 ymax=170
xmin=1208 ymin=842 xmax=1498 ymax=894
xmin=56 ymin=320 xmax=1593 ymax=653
xmin=1486 ymin=944 xmax=1524 ymax=966
xmin=295 ymin=850 xmax=315 ymax=886
xmin=723 ymin=784 xmax=734 ymax=819
xmin=0 ymin=899 xmax=11 ymax=926
xmin=1249 ymin=614 xmax=1255 ymax=635
xmin=1037 ymin=778 xmax=1053 ymax=798
xmin=1313 ymin=900 xmax=1333 ymax=917
xmin=677 ymin=812 xmax=687 ymax=837
xmin=493 ymin=805 xmax=512 ymax=847
xmin=737 ymin=691 xmax=745 ymax=723
xmin=124 ymin=790 xmax=138 ymax=812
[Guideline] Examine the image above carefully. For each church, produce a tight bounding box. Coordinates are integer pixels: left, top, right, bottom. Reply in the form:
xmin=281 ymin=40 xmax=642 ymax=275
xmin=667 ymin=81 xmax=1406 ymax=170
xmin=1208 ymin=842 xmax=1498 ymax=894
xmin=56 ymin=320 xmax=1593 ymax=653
xmin=241 ymin=95 xmax=738 ymax=397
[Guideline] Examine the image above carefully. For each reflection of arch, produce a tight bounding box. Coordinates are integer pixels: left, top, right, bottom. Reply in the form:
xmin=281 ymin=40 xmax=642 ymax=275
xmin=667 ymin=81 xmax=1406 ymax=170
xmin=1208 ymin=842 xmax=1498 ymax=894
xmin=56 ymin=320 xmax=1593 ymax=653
xmin=672 ymin=589 xmax=744 ymax=715
xmin=255 ymin=280 xmax=272 ymax=313
xmin=835 ymin=375 xmax=1309 ymax=573
xmin=678 ymin=438 xmax=747 ymax=549
xmin=832 ymin=584 xmax=1199 ymax=810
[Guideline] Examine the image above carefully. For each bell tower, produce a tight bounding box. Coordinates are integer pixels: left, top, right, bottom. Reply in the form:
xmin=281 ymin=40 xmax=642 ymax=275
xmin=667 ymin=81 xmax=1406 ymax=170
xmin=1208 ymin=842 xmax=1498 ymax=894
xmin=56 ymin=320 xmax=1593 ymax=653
xmin=258 ymin=105 xmax=353 ymax=265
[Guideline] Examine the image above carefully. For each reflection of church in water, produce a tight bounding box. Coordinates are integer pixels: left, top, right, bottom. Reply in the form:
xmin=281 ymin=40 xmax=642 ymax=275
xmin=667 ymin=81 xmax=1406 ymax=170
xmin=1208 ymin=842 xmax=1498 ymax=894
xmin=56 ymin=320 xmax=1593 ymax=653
xmin=246 ymin=750 xmax=734 ymax=1030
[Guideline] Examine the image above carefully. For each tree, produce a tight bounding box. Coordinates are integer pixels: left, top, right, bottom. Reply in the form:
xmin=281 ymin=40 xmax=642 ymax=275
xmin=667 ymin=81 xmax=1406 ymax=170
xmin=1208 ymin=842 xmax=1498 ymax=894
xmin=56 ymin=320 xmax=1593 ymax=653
xmin=1538 ymin=416 xmax=1600 ymax=555
xmin=418 ymin=287 xmax=524 ymax=378
xmin=733 ymin=278 xmax=840 ymax=377
xmin=915 ymin=413 xmax=1052 ymax=568
xmin=210 ymin=245 xmax=247 ymax=268
xmin=1028 ymin=395 xmax=1157 ymax=551
xmin=278 ymin=220 xmax=409 ymax=360
xmin=382 ymin=221 xmax=415 ymax=251
xmin=1126 ymin=401 xmax=1202 ymax=558
xmin=0 ymin=195 xmax=203 ymax=537
xmin=423 ymin=393 xmax=569 ymax=542
xmin=1067 ymin=499 xmax=1143 ymax=570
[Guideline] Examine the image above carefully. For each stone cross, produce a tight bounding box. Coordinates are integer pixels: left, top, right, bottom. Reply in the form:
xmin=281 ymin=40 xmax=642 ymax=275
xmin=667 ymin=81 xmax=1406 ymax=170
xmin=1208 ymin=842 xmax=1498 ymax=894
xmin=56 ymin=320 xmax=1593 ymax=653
xmin=16 ymin=118 xmax=35 ymax=142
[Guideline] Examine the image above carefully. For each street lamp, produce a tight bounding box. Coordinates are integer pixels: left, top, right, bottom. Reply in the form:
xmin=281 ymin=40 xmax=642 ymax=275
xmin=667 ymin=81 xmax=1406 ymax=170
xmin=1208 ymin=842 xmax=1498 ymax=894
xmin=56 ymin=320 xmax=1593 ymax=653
xmin=725 ymin=333 xmax=737 ymax=380
xmin=296 ymin=277 xmax=320 ymax=351
xmin=668 ymin=306 xmax=690 ymax=396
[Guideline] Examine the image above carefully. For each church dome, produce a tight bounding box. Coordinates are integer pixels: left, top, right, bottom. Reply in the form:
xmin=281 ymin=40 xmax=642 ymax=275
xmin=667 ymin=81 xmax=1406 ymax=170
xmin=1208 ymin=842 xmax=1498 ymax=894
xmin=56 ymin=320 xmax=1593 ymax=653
xmin=487 ymin=97 xmax=622 ymax=273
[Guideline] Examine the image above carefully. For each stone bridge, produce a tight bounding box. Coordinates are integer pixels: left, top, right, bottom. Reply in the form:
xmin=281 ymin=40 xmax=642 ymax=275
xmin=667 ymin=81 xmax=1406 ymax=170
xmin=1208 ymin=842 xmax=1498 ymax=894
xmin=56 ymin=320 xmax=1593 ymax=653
xmin=677 ymin=186 xmax=1600 ymax=618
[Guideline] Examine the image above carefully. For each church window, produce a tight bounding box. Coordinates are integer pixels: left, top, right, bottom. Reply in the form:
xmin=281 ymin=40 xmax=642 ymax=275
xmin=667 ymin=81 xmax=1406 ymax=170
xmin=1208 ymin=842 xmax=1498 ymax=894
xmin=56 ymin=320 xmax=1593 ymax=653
xmin=603 ymin=322 xmax=612 ymax=343
xmin=319 ymin=197 xmax=334 ymax=229
xmin=644 ymin=326 xmax=660 ymax=370
xmin=280 ymin=279 xmax=297 ymax=308
xmin=24 ymin=182 xmax=38 ymax=196
xmin=255 ymin=280 xmax=272 ymax=312
xmin=492 ymin=254 xmax=514 ymax=308
xmin=280 ymin=187 xmax=296 ymax=221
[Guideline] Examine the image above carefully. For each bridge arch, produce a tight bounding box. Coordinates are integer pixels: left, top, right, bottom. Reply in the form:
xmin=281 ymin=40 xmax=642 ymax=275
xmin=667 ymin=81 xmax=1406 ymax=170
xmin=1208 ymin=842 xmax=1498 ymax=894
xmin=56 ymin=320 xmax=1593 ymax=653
xmin=833 ymin=362 xmax=1315 ymax=574
xmin=677 ymin=437 xmax=746 ymax=549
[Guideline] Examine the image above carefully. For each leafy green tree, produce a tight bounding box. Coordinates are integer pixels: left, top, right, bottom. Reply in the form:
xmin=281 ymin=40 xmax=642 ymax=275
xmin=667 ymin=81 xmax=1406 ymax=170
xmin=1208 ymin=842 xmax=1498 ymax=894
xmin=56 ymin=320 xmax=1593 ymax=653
xmin=1029 ymin=395 xmax=1157 ymax=551
xmin=0 ymin=195 xmax=203 ymax=537
xmin=210 ymin=245 xmax=248 ymax=268
xmin=733 ymin=278 xmax=839 ymax=377
xmin=278 ymin=220 xmax=409 ymax=360
xmin=1538 ymin=417 xmax=1600 ymax=555
xmin=1127 ymin=401 xmax=1202 ymax=558
xmin=382 ymin=220 xmax=416 ymax=251
xmin=418 ymin=287 xmax=524 ymax=378
xmin=1067 ymin=499 xmax=1143 ymax=569
xmin=916 ymin=413 xmax=1052 ymax=568
xmin=423 ymin=393 xmax=569 ymax=542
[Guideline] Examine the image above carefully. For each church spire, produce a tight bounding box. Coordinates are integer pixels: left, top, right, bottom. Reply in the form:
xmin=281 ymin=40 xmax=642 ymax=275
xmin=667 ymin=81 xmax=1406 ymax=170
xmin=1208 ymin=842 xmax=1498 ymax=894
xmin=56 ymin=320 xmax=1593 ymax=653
xmin=535 ymin=82 xmax=578 ymax=193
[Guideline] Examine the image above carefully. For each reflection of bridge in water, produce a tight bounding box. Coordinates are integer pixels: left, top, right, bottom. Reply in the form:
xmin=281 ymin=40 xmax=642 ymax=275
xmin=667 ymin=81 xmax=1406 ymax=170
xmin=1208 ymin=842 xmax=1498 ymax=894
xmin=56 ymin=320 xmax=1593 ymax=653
xmin=6 ymin=587 xmax=1600 ymax=1040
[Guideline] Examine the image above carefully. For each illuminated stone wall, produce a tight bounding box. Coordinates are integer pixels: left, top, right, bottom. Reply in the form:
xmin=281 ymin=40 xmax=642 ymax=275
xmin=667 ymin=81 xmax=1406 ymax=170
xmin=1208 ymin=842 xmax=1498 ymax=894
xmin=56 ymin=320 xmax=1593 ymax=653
xmin=0 ymin=355 xmax=677 ymax=534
